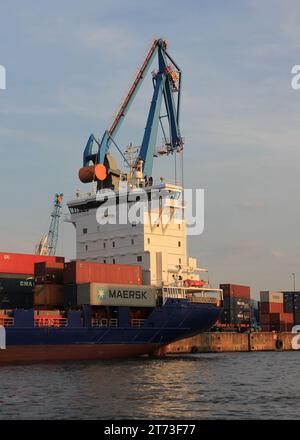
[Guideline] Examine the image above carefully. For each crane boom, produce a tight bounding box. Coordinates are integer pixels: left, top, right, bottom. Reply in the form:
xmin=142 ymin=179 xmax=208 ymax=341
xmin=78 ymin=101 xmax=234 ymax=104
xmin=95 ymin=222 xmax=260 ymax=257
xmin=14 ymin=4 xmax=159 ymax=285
xmin=80 ymin=38 xmax=183 ymax=185
xmin=36 ymin=193 xmax=63 ymax=256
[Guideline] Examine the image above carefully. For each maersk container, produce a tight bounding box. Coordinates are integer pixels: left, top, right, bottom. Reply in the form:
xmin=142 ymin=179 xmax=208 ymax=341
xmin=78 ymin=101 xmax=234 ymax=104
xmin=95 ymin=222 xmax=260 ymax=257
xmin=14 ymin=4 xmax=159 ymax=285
xmin=0 ymin=252 xmax=64 ymax=276
xmin=0 ymin=277 xmax=35 ymax=293
xmin=64 ymin=261 xmax=142 ymax=285
xmin=77 ymin=283 xmax=157 ymax=307
xmin=260 ymin=291 xmax=283 ymax=304
xmin=219 ymin=284 xmax=250 ymax=299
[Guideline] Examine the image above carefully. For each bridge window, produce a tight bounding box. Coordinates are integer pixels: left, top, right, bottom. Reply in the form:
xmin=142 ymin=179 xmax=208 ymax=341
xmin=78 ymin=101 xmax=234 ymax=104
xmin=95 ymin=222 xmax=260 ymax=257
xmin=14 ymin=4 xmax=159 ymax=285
xmin=137 ymin=256 xmax=142 ymax=262
xmin=83 ymin=228 xmax=87 ymax=234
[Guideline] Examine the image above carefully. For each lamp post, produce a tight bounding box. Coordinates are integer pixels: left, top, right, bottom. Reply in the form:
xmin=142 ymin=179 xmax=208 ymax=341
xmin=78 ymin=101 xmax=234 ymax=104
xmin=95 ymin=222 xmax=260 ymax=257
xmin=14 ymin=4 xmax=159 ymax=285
xmin=292 ymin=273 xmax=296 ymax=292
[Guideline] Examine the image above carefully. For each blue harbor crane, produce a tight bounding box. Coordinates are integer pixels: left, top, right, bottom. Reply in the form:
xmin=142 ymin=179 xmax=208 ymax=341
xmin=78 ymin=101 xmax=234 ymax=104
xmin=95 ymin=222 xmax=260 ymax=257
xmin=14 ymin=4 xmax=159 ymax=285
xmin=36 ymin=193 xmax=63 ymax=256
xmin=78 ymin=38 xmax=183 ymax=187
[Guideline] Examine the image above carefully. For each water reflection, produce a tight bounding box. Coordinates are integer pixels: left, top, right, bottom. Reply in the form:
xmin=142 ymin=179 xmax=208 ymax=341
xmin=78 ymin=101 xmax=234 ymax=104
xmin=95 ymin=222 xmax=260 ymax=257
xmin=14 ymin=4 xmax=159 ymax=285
xmin=0 ymin=352 xmax=299 ymax=419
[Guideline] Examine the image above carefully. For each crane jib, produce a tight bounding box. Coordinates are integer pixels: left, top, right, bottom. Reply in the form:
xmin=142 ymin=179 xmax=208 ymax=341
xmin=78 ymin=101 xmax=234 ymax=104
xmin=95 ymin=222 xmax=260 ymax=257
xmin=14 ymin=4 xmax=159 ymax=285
xmin=81 ymin=38 xmax=183 ymax=182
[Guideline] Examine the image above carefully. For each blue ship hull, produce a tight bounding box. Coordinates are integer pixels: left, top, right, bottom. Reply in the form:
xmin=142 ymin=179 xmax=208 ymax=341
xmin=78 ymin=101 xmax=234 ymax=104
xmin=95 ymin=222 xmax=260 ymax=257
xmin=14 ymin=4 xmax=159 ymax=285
xmin=0 ymin=299 xmax=221 ymax=364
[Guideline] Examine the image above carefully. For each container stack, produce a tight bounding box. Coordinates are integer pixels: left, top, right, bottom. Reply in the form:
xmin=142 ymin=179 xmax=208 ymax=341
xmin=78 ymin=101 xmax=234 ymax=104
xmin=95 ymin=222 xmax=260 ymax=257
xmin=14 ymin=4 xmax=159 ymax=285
xmin=0 ymin=252 xmax=64 ymax=310
xmin=283 ymin=291 xmax=300 ymax=326
xmin=219 ymin=284 xmax=251 ymax=328
xmin=259 ymin=291 xmax=294 ymax=332
xmin=63 ymin=261 xmax=142 ymax=308
xmin=34 ymin=261 xmax=65 ymax=308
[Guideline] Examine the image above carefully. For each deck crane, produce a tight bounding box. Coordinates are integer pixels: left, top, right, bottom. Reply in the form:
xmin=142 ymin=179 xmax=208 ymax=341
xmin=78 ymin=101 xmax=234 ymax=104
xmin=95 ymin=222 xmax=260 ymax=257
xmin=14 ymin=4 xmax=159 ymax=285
xmin=36 ymin=193 xmax=63 ymax=256
xmin=78 ymin=38 xmax=183 ymax=188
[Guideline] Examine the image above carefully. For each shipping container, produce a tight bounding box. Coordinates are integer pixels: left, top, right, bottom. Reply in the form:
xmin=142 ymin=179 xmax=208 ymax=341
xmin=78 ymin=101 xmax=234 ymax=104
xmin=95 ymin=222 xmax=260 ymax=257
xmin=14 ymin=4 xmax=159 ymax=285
xmin=280 ymin=322 xmax=293 ymax=332
xmin=280 ymin=312 xmax=294 ymax=324
xmin=260 ymin=291 xmax=283 ymax=304
xmin=283 ymin=292 xmax=294 ymax=313
xmin=294 ymin=307 xmax=300 ymax=325
xmin=63 ymin=284 xmax=78 ymax=308
xmin=219 ymin=284 xmax=250 ymax=299
xmin=260 ymin=302 xmax=284 ymax=314
xmin=34 ymin=261 xmax=64 ymax=285
xmin=0 ymin=273 xmax=33 ymax=280
xmin=64 ymin=261 xmax=142 ymax=285
xmin=0 ymin=292 xmax=33 ymax=309
xmin=260 ymin=313 xmax=280 ymax=325
xmin=77 ymin=283 xmax=157 ymax=307
xmin=0 ymin=277 xmax=35 ymax=294
xmin=261 ymin=324 xmax=279 ymax=332
xmin=0 ymin=252 xmax=64 ymax=276
xmin=34 ymin=284 xmax=64 ymax=307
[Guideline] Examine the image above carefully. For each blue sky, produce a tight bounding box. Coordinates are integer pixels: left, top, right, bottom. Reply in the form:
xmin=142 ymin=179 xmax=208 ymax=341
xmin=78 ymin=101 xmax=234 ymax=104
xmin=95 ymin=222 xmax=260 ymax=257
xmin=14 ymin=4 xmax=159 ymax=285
xmin=1 ymin=0 xmax=300 ymax=297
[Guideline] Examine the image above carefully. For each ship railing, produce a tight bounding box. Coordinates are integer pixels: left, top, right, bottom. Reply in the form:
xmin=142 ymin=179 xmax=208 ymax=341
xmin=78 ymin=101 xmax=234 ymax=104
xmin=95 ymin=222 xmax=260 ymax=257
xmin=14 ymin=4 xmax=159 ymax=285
xmin=131 ymin=319 xmax=146 ymax=328
xmin=92 ymin=318 xmax=108 ymax=327
xmin=91 ymin=318 xmax=118 ymax=328
xmin=0 ymin=317 xmax=14 ymax=327
xmin=35 ymin=317 xmax=68 ymax=328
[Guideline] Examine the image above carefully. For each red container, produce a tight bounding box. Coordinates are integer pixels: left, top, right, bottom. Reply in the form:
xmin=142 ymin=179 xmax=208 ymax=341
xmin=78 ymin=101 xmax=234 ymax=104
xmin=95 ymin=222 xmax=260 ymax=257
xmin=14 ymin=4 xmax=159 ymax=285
xmin=63 ymin=261 xmax=142 ymax=285
xmin=260 ymin=302 xmax=284 ymax=314
xmin=279 ymin=312 xmax=294 ymax=324
xmin=219 ymin=284 xmax=250 ymax=299
xmin=0 ymin=252 xmax=64 ymax=276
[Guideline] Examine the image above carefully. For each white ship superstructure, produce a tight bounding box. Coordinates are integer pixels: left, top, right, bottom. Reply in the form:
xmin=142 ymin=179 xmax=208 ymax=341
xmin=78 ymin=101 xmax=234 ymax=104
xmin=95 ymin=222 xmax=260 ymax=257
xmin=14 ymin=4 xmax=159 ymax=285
xmin=67 ymin=180 xmax=204 ymax=288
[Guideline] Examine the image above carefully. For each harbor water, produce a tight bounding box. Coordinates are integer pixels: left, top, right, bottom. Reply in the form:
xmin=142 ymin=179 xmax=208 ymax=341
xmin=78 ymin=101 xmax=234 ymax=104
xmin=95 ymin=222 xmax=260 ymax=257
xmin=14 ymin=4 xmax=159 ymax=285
xmin=0 ymin=351 xmax=299 ymax=419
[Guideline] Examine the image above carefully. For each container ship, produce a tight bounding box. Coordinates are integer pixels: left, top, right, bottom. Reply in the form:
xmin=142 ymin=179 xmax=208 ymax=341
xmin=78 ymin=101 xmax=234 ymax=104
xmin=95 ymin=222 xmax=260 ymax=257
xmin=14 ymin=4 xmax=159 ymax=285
xmin=0 ymin=38 xmax=222 ymax=364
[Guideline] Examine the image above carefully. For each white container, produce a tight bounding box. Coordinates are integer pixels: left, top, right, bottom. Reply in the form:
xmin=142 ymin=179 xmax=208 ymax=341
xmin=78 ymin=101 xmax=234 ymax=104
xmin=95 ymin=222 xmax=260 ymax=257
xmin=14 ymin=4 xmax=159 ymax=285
xmin=77 ymin=283 xmax=157 ymax=307
xmin=260 ymin=291 xmax=283 ymax=304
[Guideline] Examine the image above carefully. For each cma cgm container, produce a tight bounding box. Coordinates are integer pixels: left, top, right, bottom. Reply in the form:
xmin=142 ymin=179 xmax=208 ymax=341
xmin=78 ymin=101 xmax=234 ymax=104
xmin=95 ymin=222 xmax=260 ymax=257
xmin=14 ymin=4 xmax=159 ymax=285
xmin=0 ymin=277 xmax=35 ymax=309
xmin=219 ymin=284 xmax=250 ymax=299
xmin=0 ymin=292 xmax=33 ymax=309
xmin=0 ymin=252 xmax=64 ymax=276
xmin=0 ymin=277 xmax=35 ymax=293
xmin=64 ymin=261 xmax=142 ymax=285
xmin=77 ymin=283 xmax=157 ymax=308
